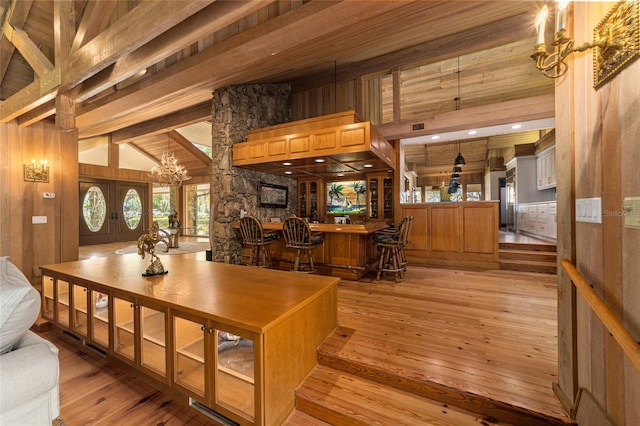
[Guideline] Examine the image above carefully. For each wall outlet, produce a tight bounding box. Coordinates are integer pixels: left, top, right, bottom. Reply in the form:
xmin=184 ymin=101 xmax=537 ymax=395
xmin=43 ymin=192 xmax=56 ymax=198
xmin=32 ymin=216 xmax=47 ymax=224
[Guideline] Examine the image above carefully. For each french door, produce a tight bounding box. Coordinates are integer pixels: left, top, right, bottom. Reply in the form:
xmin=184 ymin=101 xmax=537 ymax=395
xmin=79 ymin=179 xmax=148 ymax=245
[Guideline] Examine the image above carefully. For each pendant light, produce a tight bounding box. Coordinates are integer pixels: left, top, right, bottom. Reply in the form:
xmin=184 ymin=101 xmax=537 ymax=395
xmin=453 ymin=57 xmax=466 ymax=166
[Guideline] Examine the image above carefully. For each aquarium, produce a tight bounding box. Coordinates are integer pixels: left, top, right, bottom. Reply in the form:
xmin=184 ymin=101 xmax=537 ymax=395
xmin=326 ymin=180 xmax=366 ymax=215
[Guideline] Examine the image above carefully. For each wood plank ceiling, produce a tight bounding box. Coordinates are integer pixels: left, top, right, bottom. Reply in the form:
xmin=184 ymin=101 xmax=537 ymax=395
xmin=0 ymin=0 xmax=554 ymax=178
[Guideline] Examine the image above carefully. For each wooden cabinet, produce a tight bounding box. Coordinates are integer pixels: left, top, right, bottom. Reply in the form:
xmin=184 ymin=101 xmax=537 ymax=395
xmin=298 ymin=178 xmax=324 ymax=221
xmin=173 ymin=312 xmax=258 ymax=423
xmin=367 ymin=173 xmax=393 ymax=222
xmin=536 ymin=146 xmax=556 ymax=190
xmin=40 ymin=256 xmax=338 ymax=426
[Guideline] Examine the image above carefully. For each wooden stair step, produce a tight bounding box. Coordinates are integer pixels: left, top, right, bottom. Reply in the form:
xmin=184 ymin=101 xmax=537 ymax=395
xmin=499 ymin=249 xmax=557 ymax=262
xmin=499 ymin=242 xmax=556 ymax=252
xmin=295 ymin=365 xmax=516 ymax=426
xmin=283 ymin=408 xmax=332 ymax=425
xmin=316 ymin=328 xmax=571 ymax=426
xmin=499 ymin=259 xmax=557 ymax=274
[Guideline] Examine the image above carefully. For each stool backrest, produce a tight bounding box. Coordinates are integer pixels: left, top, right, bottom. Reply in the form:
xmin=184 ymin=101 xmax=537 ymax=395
xmin=283 ymin=216 xmax=312 ymax=248
xmin=401 ymin=216 xmax=414 ymax=246
xmin=240 ymin=216 xmax=265 ymax=244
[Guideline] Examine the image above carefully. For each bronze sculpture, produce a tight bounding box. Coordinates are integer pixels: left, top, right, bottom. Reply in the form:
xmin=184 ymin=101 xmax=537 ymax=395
xmin=137 ymin=221 xmax=170 ymax=276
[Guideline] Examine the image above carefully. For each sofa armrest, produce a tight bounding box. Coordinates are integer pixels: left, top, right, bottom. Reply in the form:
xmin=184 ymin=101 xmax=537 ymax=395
xmin=0 ymin=331 xmax=59 ymax=411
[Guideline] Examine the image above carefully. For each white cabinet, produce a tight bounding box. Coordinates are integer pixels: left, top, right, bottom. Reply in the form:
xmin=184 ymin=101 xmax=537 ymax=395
xmin=536 ymin=147 xmax=556 ymax=190
xmin=517 ymin=202 xmax=556 ymax=240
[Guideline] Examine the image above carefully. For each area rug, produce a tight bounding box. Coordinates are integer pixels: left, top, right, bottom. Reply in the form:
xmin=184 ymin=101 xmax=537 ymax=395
xmin=115 ymin=241 xmax=210 ymax=255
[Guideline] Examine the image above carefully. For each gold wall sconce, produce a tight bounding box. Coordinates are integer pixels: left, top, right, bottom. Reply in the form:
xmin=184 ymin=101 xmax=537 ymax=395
xmin=532 ymin=0 xmax=639 ymax=89
xmin=24 ymin=159 xmax=49 ymax=182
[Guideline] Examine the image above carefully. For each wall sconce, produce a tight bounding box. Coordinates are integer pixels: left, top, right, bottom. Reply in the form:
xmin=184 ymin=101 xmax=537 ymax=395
xmin=532 ymin=0 xmax=639 ymax=89
xmin=24 ymin=159 xmax=49 ymax=182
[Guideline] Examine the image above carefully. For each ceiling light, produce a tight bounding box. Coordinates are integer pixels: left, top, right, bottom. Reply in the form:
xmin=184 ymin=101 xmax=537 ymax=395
xmin=285 ymin=171 xmax=293 ymax=175
xmin=363 ymin=164 xmax=374 ymax=168
xmin=149 ymin=151 xmax=191 ymax=188
xmin=283 ymin=162 xmax=292 ymax=166
xmin=431 ymin=135 xmax=440 ymax=140
xmin=314 ymin=158 xmax=325 ymax=163
xmin=468 ymin=130 xmax=477 ymax=135
xmin=511 ymin=124 xmax=522 ymax=130
xmin=337 ymin=173 xmax=345 ymax=177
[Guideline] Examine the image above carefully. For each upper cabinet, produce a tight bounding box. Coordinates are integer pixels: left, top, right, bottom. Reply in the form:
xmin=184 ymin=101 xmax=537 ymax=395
xmin=298 ymin=178 xmax=325 ymax=222
xmin=536 ymin=146 xmax=556 ymax=190
xmin=367 ymin=173 xmax=393 ymax=223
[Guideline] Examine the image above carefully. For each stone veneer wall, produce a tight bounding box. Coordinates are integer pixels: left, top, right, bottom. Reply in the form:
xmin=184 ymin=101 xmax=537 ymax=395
xmin=210 ymin=84 xmax=295 ymax=263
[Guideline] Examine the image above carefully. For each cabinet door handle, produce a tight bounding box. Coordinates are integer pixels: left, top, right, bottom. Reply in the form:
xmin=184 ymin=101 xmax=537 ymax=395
xmin=201 ymin=325 xmax=206 ymax=331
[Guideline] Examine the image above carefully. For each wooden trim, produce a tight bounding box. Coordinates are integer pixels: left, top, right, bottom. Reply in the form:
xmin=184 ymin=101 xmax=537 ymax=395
xmin=560 ymin=259 xmax=640 ymax=373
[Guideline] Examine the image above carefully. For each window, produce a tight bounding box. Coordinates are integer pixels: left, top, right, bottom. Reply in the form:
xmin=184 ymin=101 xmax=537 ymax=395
xmin=152 ymin=185 xmax=171 ymax=228
xmin=184 ymin=183 xmax=210 ymax=236
xmin=466 ymin=183 xmax=483 ymax=201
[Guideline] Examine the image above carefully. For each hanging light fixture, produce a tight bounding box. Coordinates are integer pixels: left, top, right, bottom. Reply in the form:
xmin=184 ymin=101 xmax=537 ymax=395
xmin=453 ymin=58 xmax=466 ymax=166
xmin=149 ymin=135 xmax=191 ymax=188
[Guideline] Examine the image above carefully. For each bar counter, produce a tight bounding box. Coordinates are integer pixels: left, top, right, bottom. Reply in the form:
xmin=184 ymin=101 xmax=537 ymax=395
xmin=237 ymin=221 xmax=389 ymax=280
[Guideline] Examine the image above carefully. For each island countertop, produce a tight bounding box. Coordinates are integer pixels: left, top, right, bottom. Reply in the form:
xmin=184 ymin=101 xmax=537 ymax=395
xmin=251 ymin=221 xmax=389 ymax=234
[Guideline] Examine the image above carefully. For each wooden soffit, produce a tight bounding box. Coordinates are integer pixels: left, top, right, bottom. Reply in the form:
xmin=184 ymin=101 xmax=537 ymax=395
xmin=233 ymin=111 xmax=395 ymax=180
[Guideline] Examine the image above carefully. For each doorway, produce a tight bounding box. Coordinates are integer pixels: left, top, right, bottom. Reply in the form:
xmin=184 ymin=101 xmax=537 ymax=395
xmin=79 ymin=179 xmax=148 ymax=245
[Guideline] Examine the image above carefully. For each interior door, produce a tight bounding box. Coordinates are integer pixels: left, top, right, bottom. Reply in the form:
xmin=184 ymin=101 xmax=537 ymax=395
xmin=80 ymin=180 xmax=148 ymax=245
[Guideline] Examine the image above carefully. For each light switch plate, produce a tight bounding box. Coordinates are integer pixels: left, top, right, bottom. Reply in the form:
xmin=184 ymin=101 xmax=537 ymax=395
xmin=43 ymin=192 xmax=56 ymax=199
xmin=623 ymin=197 xmax=640 ymax=229
xmin=576 ymin=198 xmax=602 ymax=224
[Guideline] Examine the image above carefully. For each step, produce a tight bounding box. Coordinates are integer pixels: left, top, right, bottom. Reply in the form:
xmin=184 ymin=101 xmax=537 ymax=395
xmin=316 ymin=330 xmax=571 ymax=426
xmin=499 ymin=259 xmax=557 ymax=274
xmin=282 ymin=409 xmax=332 ymax=426
xmin=499 ymin=249 xmax=557 ymax=262
xmin=295 ymin=365 xmax=517 ymax=426
xmin=499 ymin=242 xmax=556 ymax=252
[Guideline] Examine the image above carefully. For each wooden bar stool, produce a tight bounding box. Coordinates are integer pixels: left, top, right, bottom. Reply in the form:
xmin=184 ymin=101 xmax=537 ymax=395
xmin=374 ymin=216 xmax=412 ymax=282
xmin=239 ymin=216 xmax=280 ymax=267
xmin=282 ymin=216 xmax=323 ymax=273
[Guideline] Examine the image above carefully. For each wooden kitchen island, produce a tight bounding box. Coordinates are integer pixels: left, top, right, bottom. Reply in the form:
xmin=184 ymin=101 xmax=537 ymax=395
xmin=237 ymin=221 xmax=388 ymax=280
xmin=40 ymin=255 xmax=339 ymax=426
xmin=400 ymin=201 xmax=500 ymax=270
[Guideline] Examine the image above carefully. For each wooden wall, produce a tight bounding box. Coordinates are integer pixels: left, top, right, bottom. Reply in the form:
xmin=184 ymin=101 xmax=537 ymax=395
xmin=0 ymin=120 xmax=79 ymax=282
xmin=555 ymin=2 xmax=640 ymax=424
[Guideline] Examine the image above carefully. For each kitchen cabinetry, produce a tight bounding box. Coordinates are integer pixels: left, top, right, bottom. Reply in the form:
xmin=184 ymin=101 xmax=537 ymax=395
xmin=367 ymin=173 xmax=393 ymax=222
xmin=40 ymin=256 xmax=338 ymax=426
xmin=298 ymin=178 xmax=324 ymax=221
xmin=517 ymin=202 xmax=557 ymax=240
xmin=536 ymin=146 xmax=556 ymax=190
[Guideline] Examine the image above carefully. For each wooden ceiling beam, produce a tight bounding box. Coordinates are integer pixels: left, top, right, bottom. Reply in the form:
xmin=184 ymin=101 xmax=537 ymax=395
xmin=2 ymin=24 xmax=54 ymax=77
xmin=0 ymin=0 xmax=215 ymax=123
xmin=70 ymin=0 xmax=118 ymax=55
xmin=76 ymin=0 xmax=272 ymax=105
xmin=109 ymin=101 xmax=212 ymax=144
xmin=74 ymin=0 xmax=414 ymax=136
xmin=169 ymin=130 xmax=212 ymax=166
xmin=0 ymin=0 xmax=33 ymax=82
xmin=377 ymin=94 xmax=555 ymax=141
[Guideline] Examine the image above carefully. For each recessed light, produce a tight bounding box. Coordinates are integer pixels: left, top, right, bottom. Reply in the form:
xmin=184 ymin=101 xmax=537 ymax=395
xmin=284 ymin=171 xmax=293 ymax=175
xmin=511 ymin=124 xmax=522 ymax=129
xmin=431 ymin=135 xmax=440 ymax=140
xmin=364 ymin=164 xmax=374 ymax=168
xmin=314 ymin=158 xmax=325 ymax=163
xmin=468 ymin=130 xmax=477 ymax=135
xmin=337 ymin=173 xmax=345 ymax=177
xmin=282 ymin=162 xmax=292 ymax=166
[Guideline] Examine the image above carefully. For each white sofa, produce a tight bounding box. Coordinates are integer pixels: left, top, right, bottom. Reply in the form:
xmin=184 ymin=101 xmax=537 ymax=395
xmin=0 ymin=331 xmax=60 ymax=425
xmin=0 ymin=256 xmax=60 ymax=425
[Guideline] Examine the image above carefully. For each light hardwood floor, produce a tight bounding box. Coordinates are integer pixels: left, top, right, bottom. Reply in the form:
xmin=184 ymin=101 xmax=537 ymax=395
xmin=40 ymin=240 xmax=565 ymax=425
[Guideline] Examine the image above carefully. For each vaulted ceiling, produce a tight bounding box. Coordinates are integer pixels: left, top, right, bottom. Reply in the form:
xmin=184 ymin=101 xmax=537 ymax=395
xmin=0 ymin=0 xmax=554 ymax=177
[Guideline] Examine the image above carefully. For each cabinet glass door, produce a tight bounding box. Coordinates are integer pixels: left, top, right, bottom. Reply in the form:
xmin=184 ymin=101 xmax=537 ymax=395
xmin=174 ymin=316 xmax=207 ymax=398
xmin=113 ymin=297 xmax=135 ymax=362
xmin=91 ymin=290 xmax=109 ymax=348
xmin=383 ymin=177 xmax=393 ymax=220
xmin=72 ymin=284 xmax=89 ymax=337
xmin=369 ymin=178 xmax=379 ymax=219
xmin=140 ymin=306 xmax=166 ymax=377
xmin=42 ymin=275 xmax=54 ymax=320
xmin=299 ymin=182 xmax=307 ymax=217
xmin=309 ymin=182 xmax=318 ymax=217
xmin=56 ymin=280 xmax=70 ymax=327
xmin=215 ymin=329 xmax=255 ymax=419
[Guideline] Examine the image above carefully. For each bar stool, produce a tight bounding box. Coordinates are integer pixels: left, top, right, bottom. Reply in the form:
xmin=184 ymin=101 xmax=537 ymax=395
xmin=282 ymin=216 xmax=323 ymax=273
xmin=374 ymin=216 xmax=413 ymax=282
xmin=239 ymin=216 xmax=279 ymax=267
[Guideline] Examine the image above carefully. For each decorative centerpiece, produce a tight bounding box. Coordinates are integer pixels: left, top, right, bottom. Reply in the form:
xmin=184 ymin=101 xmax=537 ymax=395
xmin=137 ymin=221 xmax=170 ymax=276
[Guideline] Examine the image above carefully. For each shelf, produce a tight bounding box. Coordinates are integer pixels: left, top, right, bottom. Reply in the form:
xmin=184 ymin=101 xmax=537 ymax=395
xmin=177 ymin=338 xmax=205 ymax=364
xmin=141 ymin=311 xmax=165 ymax=346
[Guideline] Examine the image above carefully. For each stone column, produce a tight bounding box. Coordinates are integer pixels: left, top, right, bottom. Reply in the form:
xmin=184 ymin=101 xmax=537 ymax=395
xmin=210 ymin=84 xmax=296 ymax=263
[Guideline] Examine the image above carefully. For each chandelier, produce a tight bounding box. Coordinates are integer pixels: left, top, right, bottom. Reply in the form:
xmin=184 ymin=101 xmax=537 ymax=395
xmin=149 ymin=151 xmax=191 ymax=187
